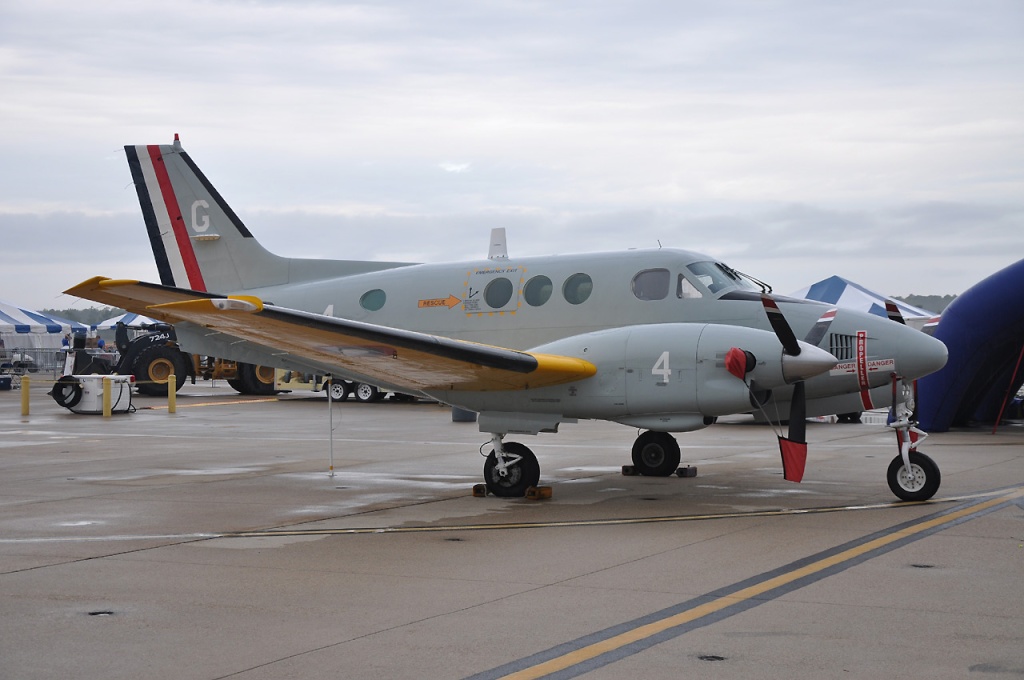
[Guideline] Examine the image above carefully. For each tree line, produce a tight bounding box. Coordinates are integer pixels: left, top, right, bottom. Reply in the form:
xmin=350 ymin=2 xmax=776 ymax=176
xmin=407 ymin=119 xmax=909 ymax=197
xmin=41 ymin=307 xmax=125 ymax=326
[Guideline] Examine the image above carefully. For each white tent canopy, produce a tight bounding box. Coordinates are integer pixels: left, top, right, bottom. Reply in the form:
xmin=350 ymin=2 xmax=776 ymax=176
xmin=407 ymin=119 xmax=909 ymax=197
xmin=790 ymin=276 xmax=937 ymax=330
xmin=0 ymin=298 xmax=87 ymax=350
xmin=94 ymin=312 xmax=159 ymax=330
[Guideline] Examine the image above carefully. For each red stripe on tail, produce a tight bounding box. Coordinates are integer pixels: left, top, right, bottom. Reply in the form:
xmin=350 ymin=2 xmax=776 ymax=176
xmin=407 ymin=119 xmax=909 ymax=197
xmin=147 ymin=145 xmax=207 ymax=292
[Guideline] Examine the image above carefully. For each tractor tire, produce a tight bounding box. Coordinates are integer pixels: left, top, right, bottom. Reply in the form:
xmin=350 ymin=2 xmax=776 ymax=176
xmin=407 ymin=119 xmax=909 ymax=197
xmin=134 ymin=345 xmax=187 ymax=397
xmin=239 ymin=363 xmax=277 ymax=395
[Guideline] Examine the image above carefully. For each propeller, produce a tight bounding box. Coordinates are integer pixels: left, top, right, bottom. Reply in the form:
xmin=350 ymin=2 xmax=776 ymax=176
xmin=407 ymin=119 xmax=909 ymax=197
xmin=759 ymin=295 xmax=838 ymax=482
xmin=884 ymin=299 xmax=906 ymax=325
xmin=761 ymin=294 xmax=800 ymax=356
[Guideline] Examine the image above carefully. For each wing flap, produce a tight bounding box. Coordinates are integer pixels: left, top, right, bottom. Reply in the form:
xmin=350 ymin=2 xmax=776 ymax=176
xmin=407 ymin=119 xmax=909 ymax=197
xmin=65 ymin=277 xmax=596 ymax=391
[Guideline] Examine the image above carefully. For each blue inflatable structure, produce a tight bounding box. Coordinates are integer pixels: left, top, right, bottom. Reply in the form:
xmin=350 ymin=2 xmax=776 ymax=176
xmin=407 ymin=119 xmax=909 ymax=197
xmin=917 ymin=259 xmax=1024 ymax=431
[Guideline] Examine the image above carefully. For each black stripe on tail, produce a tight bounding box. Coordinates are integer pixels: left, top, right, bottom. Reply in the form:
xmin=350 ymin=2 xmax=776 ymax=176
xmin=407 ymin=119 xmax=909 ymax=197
xmin=125 ymin=145 xmax=176 ymax=286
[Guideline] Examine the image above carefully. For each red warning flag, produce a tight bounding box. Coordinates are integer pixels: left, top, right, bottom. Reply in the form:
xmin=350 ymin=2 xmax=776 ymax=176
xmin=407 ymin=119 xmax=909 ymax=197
xmin=778 ymin=437 xmax=807 ymax=482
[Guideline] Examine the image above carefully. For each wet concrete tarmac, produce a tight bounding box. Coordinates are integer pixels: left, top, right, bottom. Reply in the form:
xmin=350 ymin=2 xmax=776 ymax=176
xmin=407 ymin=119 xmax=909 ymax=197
xmin=2 ymin=381 xmax=1023 ymax=679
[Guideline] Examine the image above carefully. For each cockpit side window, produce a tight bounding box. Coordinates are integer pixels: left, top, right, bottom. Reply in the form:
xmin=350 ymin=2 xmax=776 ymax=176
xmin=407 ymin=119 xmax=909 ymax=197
xmin=631 ymin=269 xmax=670 ymax=301
xmin=677 ymin=274 xmax=702 ymax=299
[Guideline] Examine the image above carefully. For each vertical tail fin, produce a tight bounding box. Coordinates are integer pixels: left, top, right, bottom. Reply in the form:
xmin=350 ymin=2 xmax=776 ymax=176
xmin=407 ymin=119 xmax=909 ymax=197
xmin=125 ymin=135 xmax=289 ymax=293
xmin=126 ymin=136 xmax=416 ymax=295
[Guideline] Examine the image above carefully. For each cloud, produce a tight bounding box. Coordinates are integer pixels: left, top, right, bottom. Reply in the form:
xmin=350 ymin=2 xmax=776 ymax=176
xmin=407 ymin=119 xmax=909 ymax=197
xmin=0 ymin=1 xmax=1021 ymax=308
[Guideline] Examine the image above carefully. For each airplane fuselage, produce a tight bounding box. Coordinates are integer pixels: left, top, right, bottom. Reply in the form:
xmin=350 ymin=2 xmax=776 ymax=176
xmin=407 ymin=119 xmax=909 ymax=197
xmin=226 ymin=247 xmax=943 ymax=418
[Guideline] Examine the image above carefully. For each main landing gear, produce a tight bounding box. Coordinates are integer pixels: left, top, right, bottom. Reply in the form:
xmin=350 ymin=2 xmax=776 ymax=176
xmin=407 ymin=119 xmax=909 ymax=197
xmin=630 ymin=431 xmax=681 ymax=476
xmin=481 ymin=430 xmax=684 ymax=498
xmin=483 ymin=435 xmax=540 ymax=497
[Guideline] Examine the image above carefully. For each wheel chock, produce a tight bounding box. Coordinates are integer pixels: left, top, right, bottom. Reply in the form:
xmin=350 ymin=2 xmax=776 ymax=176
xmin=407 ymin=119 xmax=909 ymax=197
xmin=525 ymin=486 xmax=552 ymax=500
xmin=472 ymin=484 xmax=488 ymax=497
xmin=621 ymin=465 xmax=640 ymax=476
xmin=675 ymin=466 xmax=697 ymax=478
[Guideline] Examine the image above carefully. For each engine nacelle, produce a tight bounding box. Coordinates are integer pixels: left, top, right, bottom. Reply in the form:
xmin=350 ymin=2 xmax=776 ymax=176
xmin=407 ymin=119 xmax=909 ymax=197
xmin=436 ymin=322 xmax=835 ymax=432
xmin=531 ymin=322 xmax=824 ymax=419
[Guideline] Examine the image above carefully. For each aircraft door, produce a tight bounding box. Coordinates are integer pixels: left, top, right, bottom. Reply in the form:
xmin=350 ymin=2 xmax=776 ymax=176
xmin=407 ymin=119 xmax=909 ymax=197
xmin=462 ymin=266 xmax=522 ymax=317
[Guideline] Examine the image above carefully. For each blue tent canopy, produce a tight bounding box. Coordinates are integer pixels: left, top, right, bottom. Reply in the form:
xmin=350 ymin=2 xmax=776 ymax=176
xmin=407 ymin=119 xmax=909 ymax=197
xmin=791 ymin=276 xmax=935 ymax=327
xmin=0 ymin=299 xmax=87 ymax=334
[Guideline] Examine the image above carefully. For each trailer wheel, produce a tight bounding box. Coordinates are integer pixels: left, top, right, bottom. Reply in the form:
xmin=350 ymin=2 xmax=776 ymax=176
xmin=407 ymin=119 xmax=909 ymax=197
xmin=134 ymin=345 xmax=187 ymax=397
xmin=326 ymin=379 xmax=349 ymax=401
xmin=239 ymin=363 xmax=277 ymax=395
xmin=354 ymin=383 xmax=383 ymax=403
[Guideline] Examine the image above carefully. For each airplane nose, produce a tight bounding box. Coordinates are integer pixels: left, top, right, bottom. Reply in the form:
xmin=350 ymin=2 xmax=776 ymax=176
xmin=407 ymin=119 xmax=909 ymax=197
xmin=900 ymin=330 xmax=948 ymax=379
xmin=782 ymin=341 xmax=839 ymax=383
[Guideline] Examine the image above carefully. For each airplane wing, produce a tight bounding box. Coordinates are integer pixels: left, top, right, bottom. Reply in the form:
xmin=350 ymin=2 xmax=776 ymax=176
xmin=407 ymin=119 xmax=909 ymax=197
xmin=65 ymin=277 xmax=596 ymax=391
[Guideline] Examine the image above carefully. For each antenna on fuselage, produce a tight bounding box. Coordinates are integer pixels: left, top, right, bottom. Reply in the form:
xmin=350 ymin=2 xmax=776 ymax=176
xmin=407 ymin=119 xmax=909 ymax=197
xmin=488 ymin=227 xmax=508 ymax=260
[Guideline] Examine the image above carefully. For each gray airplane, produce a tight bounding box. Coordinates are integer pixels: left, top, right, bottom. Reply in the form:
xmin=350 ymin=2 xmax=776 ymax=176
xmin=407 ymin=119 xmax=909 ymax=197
xmin=66 ymin=136 xmax=948 ymax=501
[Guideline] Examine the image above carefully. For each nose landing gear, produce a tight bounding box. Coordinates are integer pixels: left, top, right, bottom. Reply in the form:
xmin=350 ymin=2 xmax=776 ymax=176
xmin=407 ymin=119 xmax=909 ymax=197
xmin=887 ymin=375 xmax=940 ymax=502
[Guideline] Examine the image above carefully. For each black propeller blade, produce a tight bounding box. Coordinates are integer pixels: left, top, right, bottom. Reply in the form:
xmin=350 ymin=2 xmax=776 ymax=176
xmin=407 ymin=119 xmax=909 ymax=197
xmin=788 ymin=380 xmax=806 ymax=444
xmin=761 ymin=294 xmax=801 ymax=356
xmin=803 ymin=308 xmax=837 ymax=348
xmin=884 ymin=299 xmax=906 ymax=325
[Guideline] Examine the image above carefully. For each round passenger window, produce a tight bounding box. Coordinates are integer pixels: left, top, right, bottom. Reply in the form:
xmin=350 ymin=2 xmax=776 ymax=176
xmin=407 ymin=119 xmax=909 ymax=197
xmin=523 ymin=275 xmax=553 ymax=307
xmin=484 ymin=278 xmax=514 ymax=308
xmin=562 ymin=273 xmax=593 ymax=305
xmin=632 ymin=269 xmax=670 ymax=301
xmin=359 ymin=289 xmax=386 ymax=311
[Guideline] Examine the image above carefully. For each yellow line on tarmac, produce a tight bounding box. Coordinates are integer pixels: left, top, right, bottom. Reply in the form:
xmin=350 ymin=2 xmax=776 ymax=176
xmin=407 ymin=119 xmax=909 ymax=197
xmin=225 ymin=490 xmax=1003 ymax=538
xmin=142 ymin=398 xmax=278 ymax=410
xmin=498 ymin=487 xmax=1024 ymax=680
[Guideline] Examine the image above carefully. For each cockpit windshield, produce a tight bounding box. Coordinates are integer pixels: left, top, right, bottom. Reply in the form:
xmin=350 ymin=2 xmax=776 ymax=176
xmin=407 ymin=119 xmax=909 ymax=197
xmin=685 ymin=261 xmax=762 ymax=295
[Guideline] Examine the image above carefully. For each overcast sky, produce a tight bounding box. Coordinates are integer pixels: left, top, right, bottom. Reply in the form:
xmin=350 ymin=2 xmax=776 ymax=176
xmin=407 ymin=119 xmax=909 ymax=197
xmin=1 ymin=0 xmax=1021 ymax=312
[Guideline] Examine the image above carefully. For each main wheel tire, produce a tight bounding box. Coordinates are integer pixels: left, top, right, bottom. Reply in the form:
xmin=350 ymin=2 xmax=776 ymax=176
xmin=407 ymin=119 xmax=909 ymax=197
xmin=631 ymin=431 xmax=681 ymax=476
xmin=887 ymin=451 xmax=941 ymax=502
xmin=134 ymin=345 xmax=187 ymax=397
xmin=354 ymin=383 xmax=383 ymax=403
xmin=227 ymin=377 xmax=247 ymax=394
xmin=327 ymin=380 xmax=349 ymax=402
xmin=483 ymin=442 xmax=540 ymax=498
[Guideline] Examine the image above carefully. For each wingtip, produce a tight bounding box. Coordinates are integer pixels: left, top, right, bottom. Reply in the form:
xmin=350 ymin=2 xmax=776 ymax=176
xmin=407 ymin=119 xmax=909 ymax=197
xmin=63 ymin=275 xmax=113 ymax=296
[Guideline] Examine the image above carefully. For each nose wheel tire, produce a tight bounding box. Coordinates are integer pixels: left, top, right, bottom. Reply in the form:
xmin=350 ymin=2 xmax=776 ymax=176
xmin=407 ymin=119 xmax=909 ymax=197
xmin=483 ymin=442 xmax=540 ymax=498
xmin=631 ymin=431 xmax=681 ymax=476
xmin=887 ymin=451 xmax=940 ymax=502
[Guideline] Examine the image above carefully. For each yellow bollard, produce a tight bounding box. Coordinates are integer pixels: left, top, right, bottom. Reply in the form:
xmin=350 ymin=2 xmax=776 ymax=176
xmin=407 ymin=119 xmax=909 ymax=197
xmin=168 ymin=374 xmax=176 ymax=414
xmin=21 ymin=376 xmax=30 ymax=416
xmin=102 ymin=376 xmax=112 ymax=417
